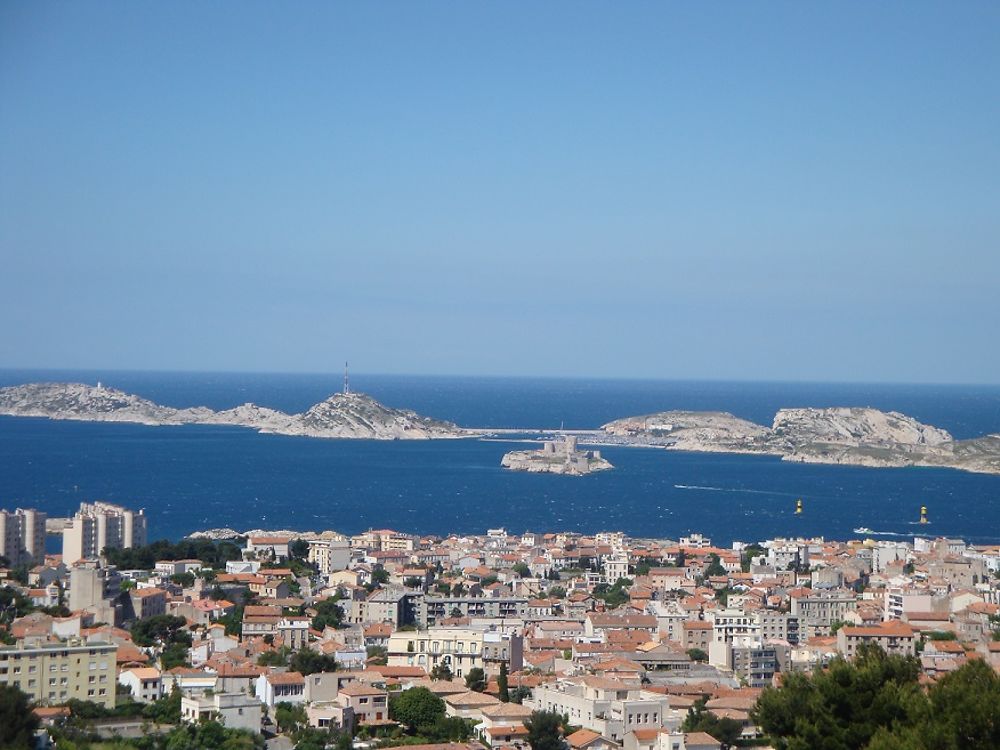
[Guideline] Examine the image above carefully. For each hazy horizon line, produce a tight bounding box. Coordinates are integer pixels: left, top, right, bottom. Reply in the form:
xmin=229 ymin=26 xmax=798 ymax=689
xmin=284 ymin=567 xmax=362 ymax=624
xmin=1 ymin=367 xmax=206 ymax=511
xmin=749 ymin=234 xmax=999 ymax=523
xmin=1 ymin=364 xmax=999 ymax=390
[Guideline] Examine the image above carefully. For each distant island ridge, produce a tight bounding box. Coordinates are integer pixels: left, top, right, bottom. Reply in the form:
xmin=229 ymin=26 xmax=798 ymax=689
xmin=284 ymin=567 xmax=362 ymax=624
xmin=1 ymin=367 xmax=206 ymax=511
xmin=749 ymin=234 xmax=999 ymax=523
xmin=1 ymin=381 xmax=999 ymax=475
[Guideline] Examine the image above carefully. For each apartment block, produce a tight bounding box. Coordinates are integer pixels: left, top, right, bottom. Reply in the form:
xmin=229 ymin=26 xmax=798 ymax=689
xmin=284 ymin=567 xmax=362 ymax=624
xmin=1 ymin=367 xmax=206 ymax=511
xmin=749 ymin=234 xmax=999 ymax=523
xmin=387 ymin=626 xmax=523 ymax=677
xmin=527 ymin=676 xmax=676 ymax=744
xmin=415 ymin=594 xmax=527 ymax=627
xmin=62 ymin=502 xmax=147 ymax=564
xmin=0 ymin=508 xmax=47 ymax=567
xmin=0 ymin=639 xmax=117 ymax=707
xmin=307 ymin=538 xmax=351 ymax=575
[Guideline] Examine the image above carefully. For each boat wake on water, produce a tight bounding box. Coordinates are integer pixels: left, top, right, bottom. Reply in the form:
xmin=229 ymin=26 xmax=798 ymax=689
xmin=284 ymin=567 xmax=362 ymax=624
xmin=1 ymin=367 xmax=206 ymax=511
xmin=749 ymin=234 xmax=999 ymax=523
xmin=853 ymin=528 xmax=909 ymax=537
xmin=673 ymin=484 xmax=799 ymax=497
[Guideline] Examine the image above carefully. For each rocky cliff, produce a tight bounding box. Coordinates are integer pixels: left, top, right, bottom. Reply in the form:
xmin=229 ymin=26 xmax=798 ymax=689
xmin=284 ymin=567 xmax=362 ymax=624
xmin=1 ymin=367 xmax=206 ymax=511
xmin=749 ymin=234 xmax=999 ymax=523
xmin=0 ymin=382 xmax=465 ymax=440
xmin=602 ymin=406 xmax=1000 ymax=475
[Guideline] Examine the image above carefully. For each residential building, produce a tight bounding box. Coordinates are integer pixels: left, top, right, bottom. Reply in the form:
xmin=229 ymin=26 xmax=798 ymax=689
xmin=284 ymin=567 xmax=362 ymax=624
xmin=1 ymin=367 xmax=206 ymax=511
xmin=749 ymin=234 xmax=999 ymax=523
xmin=837 ymin=622 xmax=917 ymax=658
xmin=62 ymin=502 xmax=146 ymax=564
xmin=0 ymin=508 xmax=47 ymax=567
xmin=255 ymin=671 xmax=305 ymax=707
xmin=308 ymin=538 xmax=351 ymax=575
xmin=334 ymin=682 xmax=389 ymax=729
xmin=129 ymin=587 xmax=168 ymax=620
xmin=118 ymin=667 xmax=162 ymax=703
xmin=0 ymin=639 xmax=117 ymax=707
xmin=181 ymin=691 xmax=262 ymax=734
xmin=387 ymin=626 xmax=523 ymax=677
xmin=415 ymin=595 xmax=527 ymax=627
xmin=244 ymin=536 xmax=292 ymax=562
xmin=527 ymin=676 xmax=677 ymax=744
xmin=67 ymin=563 xmax=122 ymax=624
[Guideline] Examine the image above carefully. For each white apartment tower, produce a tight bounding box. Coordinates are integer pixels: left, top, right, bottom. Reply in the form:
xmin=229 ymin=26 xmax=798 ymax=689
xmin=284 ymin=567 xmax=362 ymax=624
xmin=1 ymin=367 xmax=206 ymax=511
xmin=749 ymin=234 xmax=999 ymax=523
xmin=62 ymin=501 xmax=147 ymax=563
xmin=0 ymin=508 xmax=47 ymax=567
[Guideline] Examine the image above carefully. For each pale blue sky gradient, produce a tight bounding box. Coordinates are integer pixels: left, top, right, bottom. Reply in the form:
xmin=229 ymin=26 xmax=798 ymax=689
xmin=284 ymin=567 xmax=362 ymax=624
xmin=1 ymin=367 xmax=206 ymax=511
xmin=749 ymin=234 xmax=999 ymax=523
xmin=2 ymin=2 xmax=999 ymax=382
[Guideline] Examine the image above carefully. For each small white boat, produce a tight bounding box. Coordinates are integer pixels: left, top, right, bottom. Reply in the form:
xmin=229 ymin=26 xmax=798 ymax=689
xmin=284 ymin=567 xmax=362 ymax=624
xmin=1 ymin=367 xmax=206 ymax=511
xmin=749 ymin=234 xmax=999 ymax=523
xmin=853 ymin=527 xmax=874 ymax=535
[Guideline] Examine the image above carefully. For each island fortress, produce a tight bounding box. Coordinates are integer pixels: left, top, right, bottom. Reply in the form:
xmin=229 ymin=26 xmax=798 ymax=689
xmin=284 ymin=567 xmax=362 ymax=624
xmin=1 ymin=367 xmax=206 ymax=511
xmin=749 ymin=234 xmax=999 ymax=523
xmin=501 ymin=435 xmax=613 ymax=475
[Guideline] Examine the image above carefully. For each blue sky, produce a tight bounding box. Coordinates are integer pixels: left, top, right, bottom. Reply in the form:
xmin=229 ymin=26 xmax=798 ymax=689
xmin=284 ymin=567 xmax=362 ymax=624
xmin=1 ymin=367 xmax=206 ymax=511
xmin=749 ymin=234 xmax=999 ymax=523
xmin=1 ymin=2 xmax=998 ymax=382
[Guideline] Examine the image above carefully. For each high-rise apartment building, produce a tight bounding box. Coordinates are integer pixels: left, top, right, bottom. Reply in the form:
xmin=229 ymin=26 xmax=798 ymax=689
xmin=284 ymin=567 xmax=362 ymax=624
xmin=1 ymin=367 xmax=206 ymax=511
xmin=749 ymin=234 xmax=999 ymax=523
xmin=0 ymin=508 xmax=47 ymax=567
xmin=62 ymin=502 xmax=147 ymax=564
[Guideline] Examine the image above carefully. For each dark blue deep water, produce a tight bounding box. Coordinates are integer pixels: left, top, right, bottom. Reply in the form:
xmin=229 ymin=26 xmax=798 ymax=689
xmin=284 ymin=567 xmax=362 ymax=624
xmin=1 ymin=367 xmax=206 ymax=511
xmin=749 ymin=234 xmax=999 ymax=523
xmin=2 ymin=370 xmax=1000 ymax=545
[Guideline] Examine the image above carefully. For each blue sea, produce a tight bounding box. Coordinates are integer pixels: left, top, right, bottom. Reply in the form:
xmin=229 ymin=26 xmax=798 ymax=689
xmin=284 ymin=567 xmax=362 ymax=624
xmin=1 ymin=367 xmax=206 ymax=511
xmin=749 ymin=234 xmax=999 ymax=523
xmin=2 ymin=369 xmax=1000 ymax=546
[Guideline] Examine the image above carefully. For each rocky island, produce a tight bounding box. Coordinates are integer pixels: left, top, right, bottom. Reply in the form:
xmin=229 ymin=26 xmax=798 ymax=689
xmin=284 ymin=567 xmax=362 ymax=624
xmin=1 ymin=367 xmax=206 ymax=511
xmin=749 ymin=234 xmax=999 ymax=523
xmin=0 ymin=382 xmax=467 ymax=440
xmin=602 ymin=407 xmax=1000 ymax=475
xmin=501 ymin=435 xmax=613 ymax=475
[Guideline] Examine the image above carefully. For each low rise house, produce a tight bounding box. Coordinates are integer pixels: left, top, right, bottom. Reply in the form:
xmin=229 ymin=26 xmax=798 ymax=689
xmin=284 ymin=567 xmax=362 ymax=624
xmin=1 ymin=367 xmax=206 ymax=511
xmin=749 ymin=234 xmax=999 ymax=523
xmin=335 ymin=681 xmax=390 ymax=729
xmin=118 ymin=667 xmax=162 ymax=703
xmin=181 ymin=691 xmax=262 ymax=734
xmin=255 ymin=671 xmax=305 ymax=707
xmin=129 ymin=587 xmax=168 ymax=620
xmin=245 ymin=536 xmax=292 ymax=562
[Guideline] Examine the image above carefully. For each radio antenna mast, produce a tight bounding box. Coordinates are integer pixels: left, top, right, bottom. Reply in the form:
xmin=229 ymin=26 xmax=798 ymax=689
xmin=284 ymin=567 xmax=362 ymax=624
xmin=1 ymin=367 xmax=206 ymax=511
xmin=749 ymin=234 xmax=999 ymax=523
xmin=344 ymin=361 xmax=350 ymax=395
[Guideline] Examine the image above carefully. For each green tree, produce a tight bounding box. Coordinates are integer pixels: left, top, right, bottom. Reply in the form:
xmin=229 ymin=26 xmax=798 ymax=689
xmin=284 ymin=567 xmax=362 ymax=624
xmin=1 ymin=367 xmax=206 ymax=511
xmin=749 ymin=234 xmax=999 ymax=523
xmin=311 ymin=596 xmax=344 ymax=631
xmin=704 ymin=553 xmax=726 ymax=578
xmin=257 ymin=647 xmax=291 ymax=667
xmin=547 ymin=586 xmax=566 ymax=600
xmin=686 ymin=648 xmax=708 ymax=663
xmin=430 ymin=662 xmax=453 ymax=681
xmin=524 ymin=710 xmax=564 ymax=750
xmin=289 ymin=647 xmax=339 ymax=676
xmin=425 ymin=715 xmax=473 ymax=741
xmin=276 ymin=701 xmax=308 ymax=733
xmin=367 ymin=645 xmax=388 ymax=665
xmin=371 ymin=568 xmax=390 ymax=585
xmin=131 ymin=614 xmax=191 ymax=648
xmin=389 ymin=686 xmax=445 ymax=731
xmin=867 ymin=658 xmax=1000 ymax=750
xmin=592 ymin=579 xmax=632 ymax=609
xmin=170 ymin=572 xmax=196 ymax=587
xmin=143 ymin=684 xmax=183 ymax=724
xmin=681 ymin=698 xmax=742 ymax=748
xmin=0 ymin=685 xmax=40 ymax=749
xmin=161 ymin=641 xmax=192 ymax=670
xmin=465 ymin=667 xmax=486 ymax=692
xmin=498 ymin=662 xmax=510 ymax=703
xmin=512 ymin=563 xmax=531 ymax=577
xmin=741 ymin=544 xmax=765 ymax=572
xmin=752 ymin=645 xmax=922 ymax=750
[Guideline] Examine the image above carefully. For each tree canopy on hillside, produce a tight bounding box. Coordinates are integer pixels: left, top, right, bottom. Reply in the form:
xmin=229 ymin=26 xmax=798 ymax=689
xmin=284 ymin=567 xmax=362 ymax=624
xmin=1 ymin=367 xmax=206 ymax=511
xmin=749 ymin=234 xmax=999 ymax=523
xmin=753 ymin=645 xmax=1000 ymax=750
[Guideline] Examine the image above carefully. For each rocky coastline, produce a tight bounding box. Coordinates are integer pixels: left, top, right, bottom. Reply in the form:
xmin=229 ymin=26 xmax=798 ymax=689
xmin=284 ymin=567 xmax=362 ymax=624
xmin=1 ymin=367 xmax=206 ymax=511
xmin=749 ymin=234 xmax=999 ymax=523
xmin=0 ymin=382 xmax=467 ymax=440
xmin=602 ymin=407 xmax=1000 ymax=476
